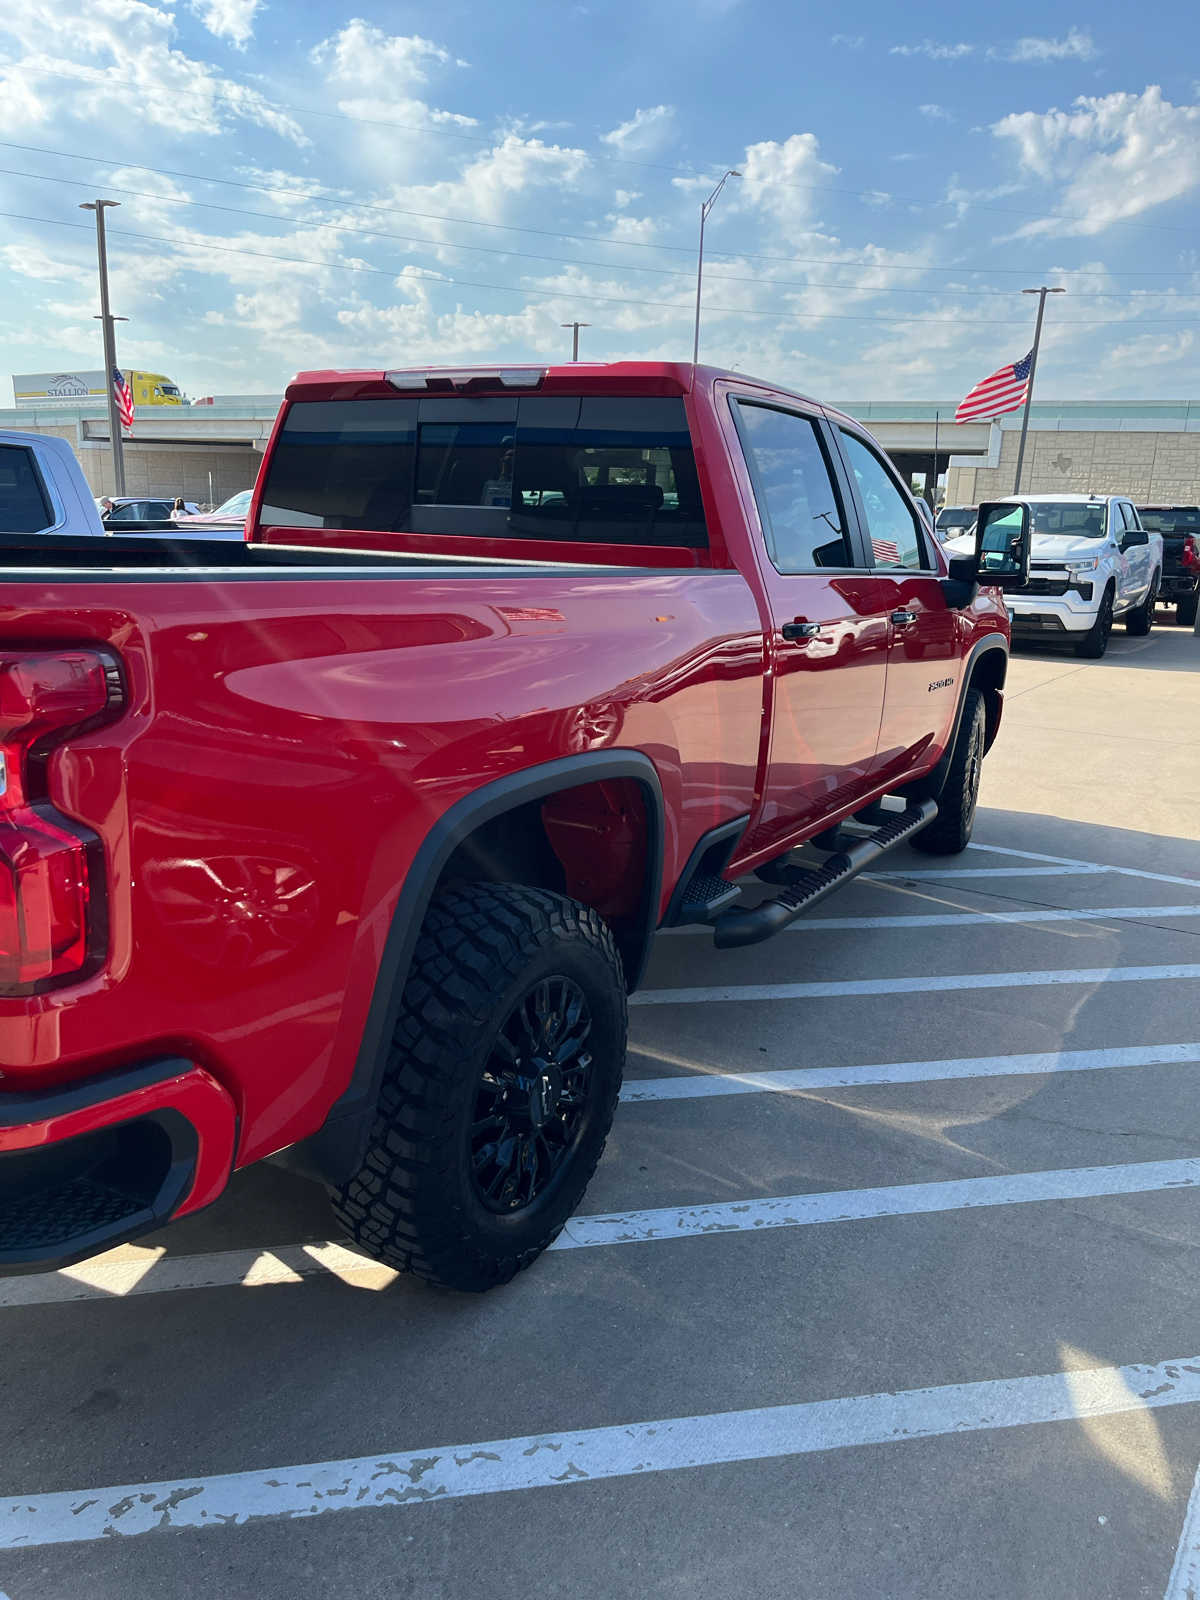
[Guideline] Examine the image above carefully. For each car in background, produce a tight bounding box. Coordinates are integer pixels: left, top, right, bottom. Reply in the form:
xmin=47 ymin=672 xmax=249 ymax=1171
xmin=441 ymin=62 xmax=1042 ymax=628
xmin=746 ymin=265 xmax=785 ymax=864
xmin=1136 ymin=505 xmax=1199 ymax=626
xmin=172 ymin=487 xmax=253 ymax=537
xmin=946 ymin=493 xmax=1162 ymax=658
xmin=99 ymin=496 xmax=200 ymax=529
xmin=936 ymin=505 xmax=976 ymax=542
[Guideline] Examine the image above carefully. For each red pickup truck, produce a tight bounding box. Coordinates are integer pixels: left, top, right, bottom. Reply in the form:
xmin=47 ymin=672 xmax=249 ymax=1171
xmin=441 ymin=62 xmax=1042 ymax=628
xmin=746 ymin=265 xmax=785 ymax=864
xmin=0 ymin=363 xmax=1028 ymax=1291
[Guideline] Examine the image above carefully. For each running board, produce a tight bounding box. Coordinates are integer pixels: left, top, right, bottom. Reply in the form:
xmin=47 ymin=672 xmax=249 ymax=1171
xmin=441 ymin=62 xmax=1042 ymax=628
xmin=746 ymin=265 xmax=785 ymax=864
xmin=713 ymin=800 xmax=939 ymax=949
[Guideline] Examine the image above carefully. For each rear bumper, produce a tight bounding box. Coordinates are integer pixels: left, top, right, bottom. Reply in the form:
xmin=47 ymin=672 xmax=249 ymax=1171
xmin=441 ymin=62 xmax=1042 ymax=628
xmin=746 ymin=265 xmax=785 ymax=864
xmin=1160 ymin=573 xmax=1198 ymax=599
xmin=0 ymin=1059 xmax=237 ymax=1274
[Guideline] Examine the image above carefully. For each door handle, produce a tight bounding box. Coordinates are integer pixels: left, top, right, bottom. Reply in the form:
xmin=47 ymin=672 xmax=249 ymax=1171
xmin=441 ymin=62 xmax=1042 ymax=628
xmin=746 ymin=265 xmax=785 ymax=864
xmin=781 ymin=620 xmax=822 ymax=641
xmin=890 ymin=609 xmax=917 ymax=627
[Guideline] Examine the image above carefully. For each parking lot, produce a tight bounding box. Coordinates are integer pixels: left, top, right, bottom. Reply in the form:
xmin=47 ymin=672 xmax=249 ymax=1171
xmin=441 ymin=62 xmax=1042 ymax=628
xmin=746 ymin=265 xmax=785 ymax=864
xmin=2 ymin=625 xmax=1198 ymax=1600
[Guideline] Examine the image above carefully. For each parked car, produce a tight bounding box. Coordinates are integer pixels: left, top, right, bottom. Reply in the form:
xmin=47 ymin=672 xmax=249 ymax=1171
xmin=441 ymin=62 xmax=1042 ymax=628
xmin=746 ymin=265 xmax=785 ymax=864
xmin=171 ymin=487 xmax=253 ymax=536
xmin=0 ymin=362 xmax=1028 ymax=1291
xmin=936 ymin=505 xmax=976 ymax=542
xmin=947 ymin=493 xmax=1162 ymax=658
xmin=99 ymin=496 xmax=200 ymax=529
xmin=1136 ymin=505 xmax=1199 ymax=627
xmin=1 ymin=428 xmax=103 ymax=535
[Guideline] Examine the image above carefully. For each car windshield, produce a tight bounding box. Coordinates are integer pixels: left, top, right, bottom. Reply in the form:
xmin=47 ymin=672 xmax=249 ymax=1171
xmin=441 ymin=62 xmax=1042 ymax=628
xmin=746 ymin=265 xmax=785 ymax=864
xmin=1029 ymin=502 xmax=1107 ymax=538
xmin=213 ymin=490 xmax=252 ymax=517
xmin=937 ymin=509 xmax=975 ymax=529
xmin=1139 ymin=508 xmax=1200 ymax=533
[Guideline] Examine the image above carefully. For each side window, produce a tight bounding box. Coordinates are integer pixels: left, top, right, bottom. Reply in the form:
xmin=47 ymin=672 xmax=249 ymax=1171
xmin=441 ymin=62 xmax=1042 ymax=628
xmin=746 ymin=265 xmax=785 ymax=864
xmin=734 ymin=403 xmax=853 ymax=572
xmin=838 ymin=430 xmax=929 ymax=570
xmin=1116 ymin=502 xmax=1131 ymax=532
xmin=0 ymin=444 xmax=54 ymax=533
xmin=105 ymin=503 xmax=138 ymax=522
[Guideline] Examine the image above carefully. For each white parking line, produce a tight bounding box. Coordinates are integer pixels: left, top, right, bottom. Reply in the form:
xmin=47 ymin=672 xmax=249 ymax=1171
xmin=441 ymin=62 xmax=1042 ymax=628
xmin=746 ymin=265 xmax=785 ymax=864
xmin=867 ymin=865 xmax=1108 ymax=881
xmin=4 ymin=1352 xmax=1200 ymax=1548
xmin=620 ymin=1041 xmax=1200 ymax=1102
xmin=967 ymin=842 xmax=1200 ymax=892
xmin=631 ymin=963 xmax=1200 ymax=1007
xmin=1165 ymin=1463 xmax=1200 ymax=1599
xmin=552 ymin=1157 xmax=1200 ymax=1249
xmin=662 ymin=904 xmax=1200 ymax=936
xmin=8 ymin=1153 xmax=1200 ymax=1309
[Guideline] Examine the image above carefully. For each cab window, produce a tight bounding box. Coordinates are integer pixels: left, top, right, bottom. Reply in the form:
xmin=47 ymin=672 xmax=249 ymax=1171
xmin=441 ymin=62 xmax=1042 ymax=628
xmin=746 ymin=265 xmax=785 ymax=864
xmin=733 ymin=403 xmax=853 ymax=572
xmin=837 ymin=430 xmax=929 ymax=570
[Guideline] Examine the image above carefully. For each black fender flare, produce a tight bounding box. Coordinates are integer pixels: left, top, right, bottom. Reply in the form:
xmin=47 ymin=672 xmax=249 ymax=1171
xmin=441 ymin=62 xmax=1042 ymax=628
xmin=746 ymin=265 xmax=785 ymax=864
xmin=901 ymin=634 xmax=1008 ymax=803
xmin=280 ymin=751 xmax=665 ymax=1185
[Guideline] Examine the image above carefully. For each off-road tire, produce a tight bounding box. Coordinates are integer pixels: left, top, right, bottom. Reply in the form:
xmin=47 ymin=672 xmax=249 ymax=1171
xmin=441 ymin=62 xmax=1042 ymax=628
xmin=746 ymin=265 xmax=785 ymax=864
xmin=911 ymin=689 xmax=985 ymax=857
xmin=330 ymin=884 xmax=626 ymax=1292
xmin=1124 ymin=572 xmax=1159 ymax=636
xmin=1178 ymin=592 xmax=1198 ymax=628
xmin=1074 ymin=585 xmax=1115 ymax=659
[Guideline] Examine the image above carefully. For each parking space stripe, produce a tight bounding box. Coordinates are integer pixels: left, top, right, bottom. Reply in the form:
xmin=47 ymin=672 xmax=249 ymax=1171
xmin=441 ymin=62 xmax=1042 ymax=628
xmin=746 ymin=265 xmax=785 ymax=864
xmin=1165 ymin=1462 xmax=1200 ymax=1599
xmin=620 ymin=1041 xmax=1200 ymax=1102
xmin=552 ymin=1157 xmax=1200 ymax=1249
xmin=967 ymin=842 xmax=1200 ymax=892
xmin=4 ymin=1352 xmax=1200 ymax=1548
xmin=662 ymin=904 xmax=1200 ymax=936
xmin=867 ymin=864 xmax=1108 ymax=881
xmin=631 ymin=963 xmax=1200 ymax=1007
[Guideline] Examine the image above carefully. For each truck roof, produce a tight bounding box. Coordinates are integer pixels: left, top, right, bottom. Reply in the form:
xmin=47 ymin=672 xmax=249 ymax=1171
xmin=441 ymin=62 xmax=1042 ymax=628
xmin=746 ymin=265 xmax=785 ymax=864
xmin=285 ymin=362 xmax=831 ymax=412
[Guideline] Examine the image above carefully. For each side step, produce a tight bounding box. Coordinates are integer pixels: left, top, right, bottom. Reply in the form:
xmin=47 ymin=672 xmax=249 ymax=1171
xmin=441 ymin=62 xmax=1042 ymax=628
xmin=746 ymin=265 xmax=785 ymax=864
xmin=713 ymin=800 xmax=938 ymax=950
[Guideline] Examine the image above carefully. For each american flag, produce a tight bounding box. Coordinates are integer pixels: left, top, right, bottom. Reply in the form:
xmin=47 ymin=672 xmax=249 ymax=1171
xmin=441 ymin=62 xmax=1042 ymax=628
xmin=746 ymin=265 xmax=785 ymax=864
xmin=871 ymin=537 xmax=901 ymax=564
xmin=954 ymin=350 xmax=1033 ymax=424
xmin=112 ymin=367 xmax=134 ymax=432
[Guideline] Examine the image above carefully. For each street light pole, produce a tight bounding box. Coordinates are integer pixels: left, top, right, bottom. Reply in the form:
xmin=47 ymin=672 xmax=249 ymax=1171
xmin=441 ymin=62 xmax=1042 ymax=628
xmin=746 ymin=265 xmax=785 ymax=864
xmin=560 ymin=321 xmax=590 ymax=361
xmin=692 ymin=169 xmax=741 ymax=367
xmin=1012 ymin=285 xmax=1066 ymax=494
xmin=80 ymin=198 xmax=127 ymax=495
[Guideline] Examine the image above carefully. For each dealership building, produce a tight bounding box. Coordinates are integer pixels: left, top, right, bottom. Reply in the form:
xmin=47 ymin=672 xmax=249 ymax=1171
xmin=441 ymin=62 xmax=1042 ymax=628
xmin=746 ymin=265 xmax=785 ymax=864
xmin=2 ymin=393 xmax=1198 ymax=510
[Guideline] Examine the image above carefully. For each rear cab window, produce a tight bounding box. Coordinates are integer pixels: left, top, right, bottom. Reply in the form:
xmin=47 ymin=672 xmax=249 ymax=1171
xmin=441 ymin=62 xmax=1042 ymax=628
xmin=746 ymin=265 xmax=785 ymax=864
xmin=0 ymin=443 xmax=54 ymax=534
xmin=258 ymin=395 xmax=708 ymax=552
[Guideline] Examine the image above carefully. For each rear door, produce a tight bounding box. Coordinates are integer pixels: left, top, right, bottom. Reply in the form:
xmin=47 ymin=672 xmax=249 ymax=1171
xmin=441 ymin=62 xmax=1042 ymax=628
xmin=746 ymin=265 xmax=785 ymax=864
xmin=728 ymin=396 xmax=888 ymax=856
xmin=831 ymin=424 xmax=960 ymax=787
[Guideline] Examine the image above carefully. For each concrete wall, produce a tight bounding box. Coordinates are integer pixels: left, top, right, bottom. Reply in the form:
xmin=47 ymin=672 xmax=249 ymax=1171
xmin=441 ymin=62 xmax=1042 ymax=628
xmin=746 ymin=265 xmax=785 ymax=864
xmin=946 ymin=428 xmax=1200 ymax=506
xmin=77 ymin=442 xmax=259 ymax=505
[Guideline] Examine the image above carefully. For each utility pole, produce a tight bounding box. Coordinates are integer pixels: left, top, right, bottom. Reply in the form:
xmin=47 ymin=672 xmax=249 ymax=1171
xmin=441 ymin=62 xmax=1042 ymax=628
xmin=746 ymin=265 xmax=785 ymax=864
xmin=80 ymin=199 xmax=127 ymax=495
xmin=693 ymin=169 xmax=741 ymax=366
xmin=560 ymin=321 xmax=590 ymax=361
xmin=931 ymin=410 xmax=940 ymax=510
xmin=1012 ymin=285 xmax=1065 ymax=494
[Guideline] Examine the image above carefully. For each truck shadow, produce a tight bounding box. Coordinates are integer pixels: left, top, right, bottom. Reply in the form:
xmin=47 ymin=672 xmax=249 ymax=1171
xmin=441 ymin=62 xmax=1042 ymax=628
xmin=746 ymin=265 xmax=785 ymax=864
xmin=1013 ymin=625 xmax=1199 ymax=673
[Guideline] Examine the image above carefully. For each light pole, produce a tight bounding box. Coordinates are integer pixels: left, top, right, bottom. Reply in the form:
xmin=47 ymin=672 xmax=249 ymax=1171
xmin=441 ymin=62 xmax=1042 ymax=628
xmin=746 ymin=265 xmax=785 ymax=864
xmin=560 ymin=321 xmax=590 ymax=361
xmin=80 ymin=198 xmax=127 ymax=495
xmin=693 ymin=168 xmax=740 ymax=366
xmin=1012 ymin=285 xmax=1066 ymax=494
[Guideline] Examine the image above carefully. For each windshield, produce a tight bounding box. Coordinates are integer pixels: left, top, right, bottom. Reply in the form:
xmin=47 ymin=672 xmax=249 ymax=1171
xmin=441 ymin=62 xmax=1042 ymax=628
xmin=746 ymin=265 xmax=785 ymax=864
xmin=213 ymin=489 xmax=252 ymax=517
xmin=936 ymin=508 xmax=975 ymax=529
xmin=1139 ymin=508 xmax=1200 ymax=533
xmin=1029 ymin=502 xmax=1107 ymax=539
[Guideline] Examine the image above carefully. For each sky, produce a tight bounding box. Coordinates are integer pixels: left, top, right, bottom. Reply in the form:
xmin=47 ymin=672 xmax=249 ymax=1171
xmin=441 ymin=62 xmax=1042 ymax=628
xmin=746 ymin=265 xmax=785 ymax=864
xmin=0 ymin=0 xmax=1197 ymax=404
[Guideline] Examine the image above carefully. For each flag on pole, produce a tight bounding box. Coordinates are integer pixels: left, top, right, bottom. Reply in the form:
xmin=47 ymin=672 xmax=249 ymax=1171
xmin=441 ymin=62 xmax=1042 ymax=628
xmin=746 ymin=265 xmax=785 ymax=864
xmin=112 ymin=367 xmax=134 ymax=433
xmin=954 ymin=351 xmax=1033 ymax=424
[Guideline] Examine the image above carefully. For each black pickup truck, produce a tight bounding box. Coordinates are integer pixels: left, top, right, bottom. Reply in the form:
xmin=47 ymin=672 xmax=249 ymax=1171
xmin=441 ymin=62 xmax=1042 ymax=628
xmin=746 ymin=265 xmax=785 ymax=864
xmin=1138 ymin=505 xmax=1199 ymax=626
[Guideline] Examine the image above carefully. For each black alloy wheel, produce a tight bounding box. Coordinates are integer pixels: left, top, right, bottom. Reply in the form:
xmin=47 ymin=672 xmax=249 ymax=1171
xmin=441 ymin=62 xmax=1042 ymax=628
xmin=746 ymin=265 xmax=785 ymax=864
xmin=470 ymin=976 xmax=594 ymax=1213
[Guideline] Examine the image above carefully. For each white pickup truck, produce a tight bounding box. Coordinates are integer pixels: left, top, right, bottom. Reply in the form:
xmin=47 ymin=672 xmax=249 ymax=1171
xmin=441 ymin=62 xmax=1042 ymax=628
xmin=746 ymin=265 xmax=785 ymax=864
xmin=0 ymin=429 xmax=105 ymax=536
xmin=949 ymin=493 xmax=1163 ymax=659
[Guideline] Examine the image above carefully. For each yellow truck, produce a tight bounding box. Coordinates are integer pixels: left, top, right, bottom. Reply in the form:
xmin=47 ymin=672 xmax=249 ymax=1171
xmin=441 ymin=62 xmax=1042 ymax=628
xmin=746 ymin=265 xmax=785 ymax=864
xmin=11 ymin=370 xmax=186 ymax=408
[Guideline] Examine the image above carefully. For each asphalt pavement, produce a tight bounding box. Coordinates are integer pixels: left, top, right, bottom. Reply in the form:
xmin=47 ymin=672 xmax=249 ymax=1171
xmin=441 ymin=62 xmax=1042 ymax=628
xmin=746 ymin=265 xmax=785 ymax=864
xmin=2 ymin=622 xmax=1200 ymax=1600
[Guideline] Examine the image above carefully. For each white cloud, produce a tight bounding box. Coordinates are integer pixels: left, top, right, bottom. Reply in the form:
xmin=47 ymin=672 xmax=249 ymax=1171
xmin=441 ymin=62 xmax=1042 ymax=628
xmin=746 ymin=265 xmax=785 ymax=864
xmin=993 ymin=86 xmax=1200 ymax=236
xmin=191 ymin=0 xmax=261 ymax=50
xmin=830 ymin=33 xmax=863 ymax=48
xmin=311 ymin=21 xmax=475 ymax=127
xmin=0 ymin=0 xmax=304 ymax=142
xmin=599 ymin=104 xmax=675 ymax=153
xmin=890 ymin=40 xmax=973 ymax=61
xmin=993 ymin=28 xmax=1098 ymax=64
xmin=612 ymin=189 xmax=642 ymax=209
xmin=919 ymin=104 xmax=954 ymax=122
xmin=735 ymin=133 xmax=839 ymax=239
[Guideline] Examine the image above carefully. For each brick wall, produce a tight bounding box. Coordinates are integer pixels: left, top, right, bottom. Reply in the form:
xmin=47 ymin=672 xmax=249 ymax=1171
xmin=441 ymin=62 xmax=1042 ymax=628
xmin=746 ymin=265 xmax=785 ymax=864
xmin=946 ymin=429 xmax=1200 ymax=506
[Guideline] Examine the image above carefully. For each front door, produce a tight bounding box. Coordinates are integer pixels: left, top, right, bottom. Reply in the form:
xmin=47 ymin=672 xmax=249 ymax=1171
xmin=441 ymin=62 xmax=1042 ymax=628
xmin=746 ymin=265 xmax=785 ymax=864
xmin=1117 ymin=501 xmax=1153 ymax=603
xmin=729 ymin=398 xmax=889 ymax=859
xmin=832 ymin=425 xmax=961 ymax=787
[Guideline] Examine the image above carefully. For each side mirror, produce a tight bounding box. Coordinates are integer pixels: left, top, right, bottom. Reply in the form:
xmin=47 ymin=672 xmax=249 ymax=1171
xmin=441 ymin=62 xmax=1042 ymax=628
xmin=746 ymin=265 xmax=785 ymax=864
xmin=1120 ymin=528 xmax=1149 ymax=549
xmin=972 ymin=500 xmax=1031 ymax=588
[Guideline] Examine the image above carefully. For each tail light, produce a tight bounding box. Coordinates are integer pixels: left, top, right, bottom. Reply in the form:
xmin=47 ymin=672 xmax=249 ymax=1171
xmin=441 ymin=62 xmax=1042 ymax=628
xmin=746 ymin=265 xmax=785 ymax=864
xmin=1183 ymin=536 xmax=1199 ymax=572
xmin=0 ymin=650 xmax=123 ymax=994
